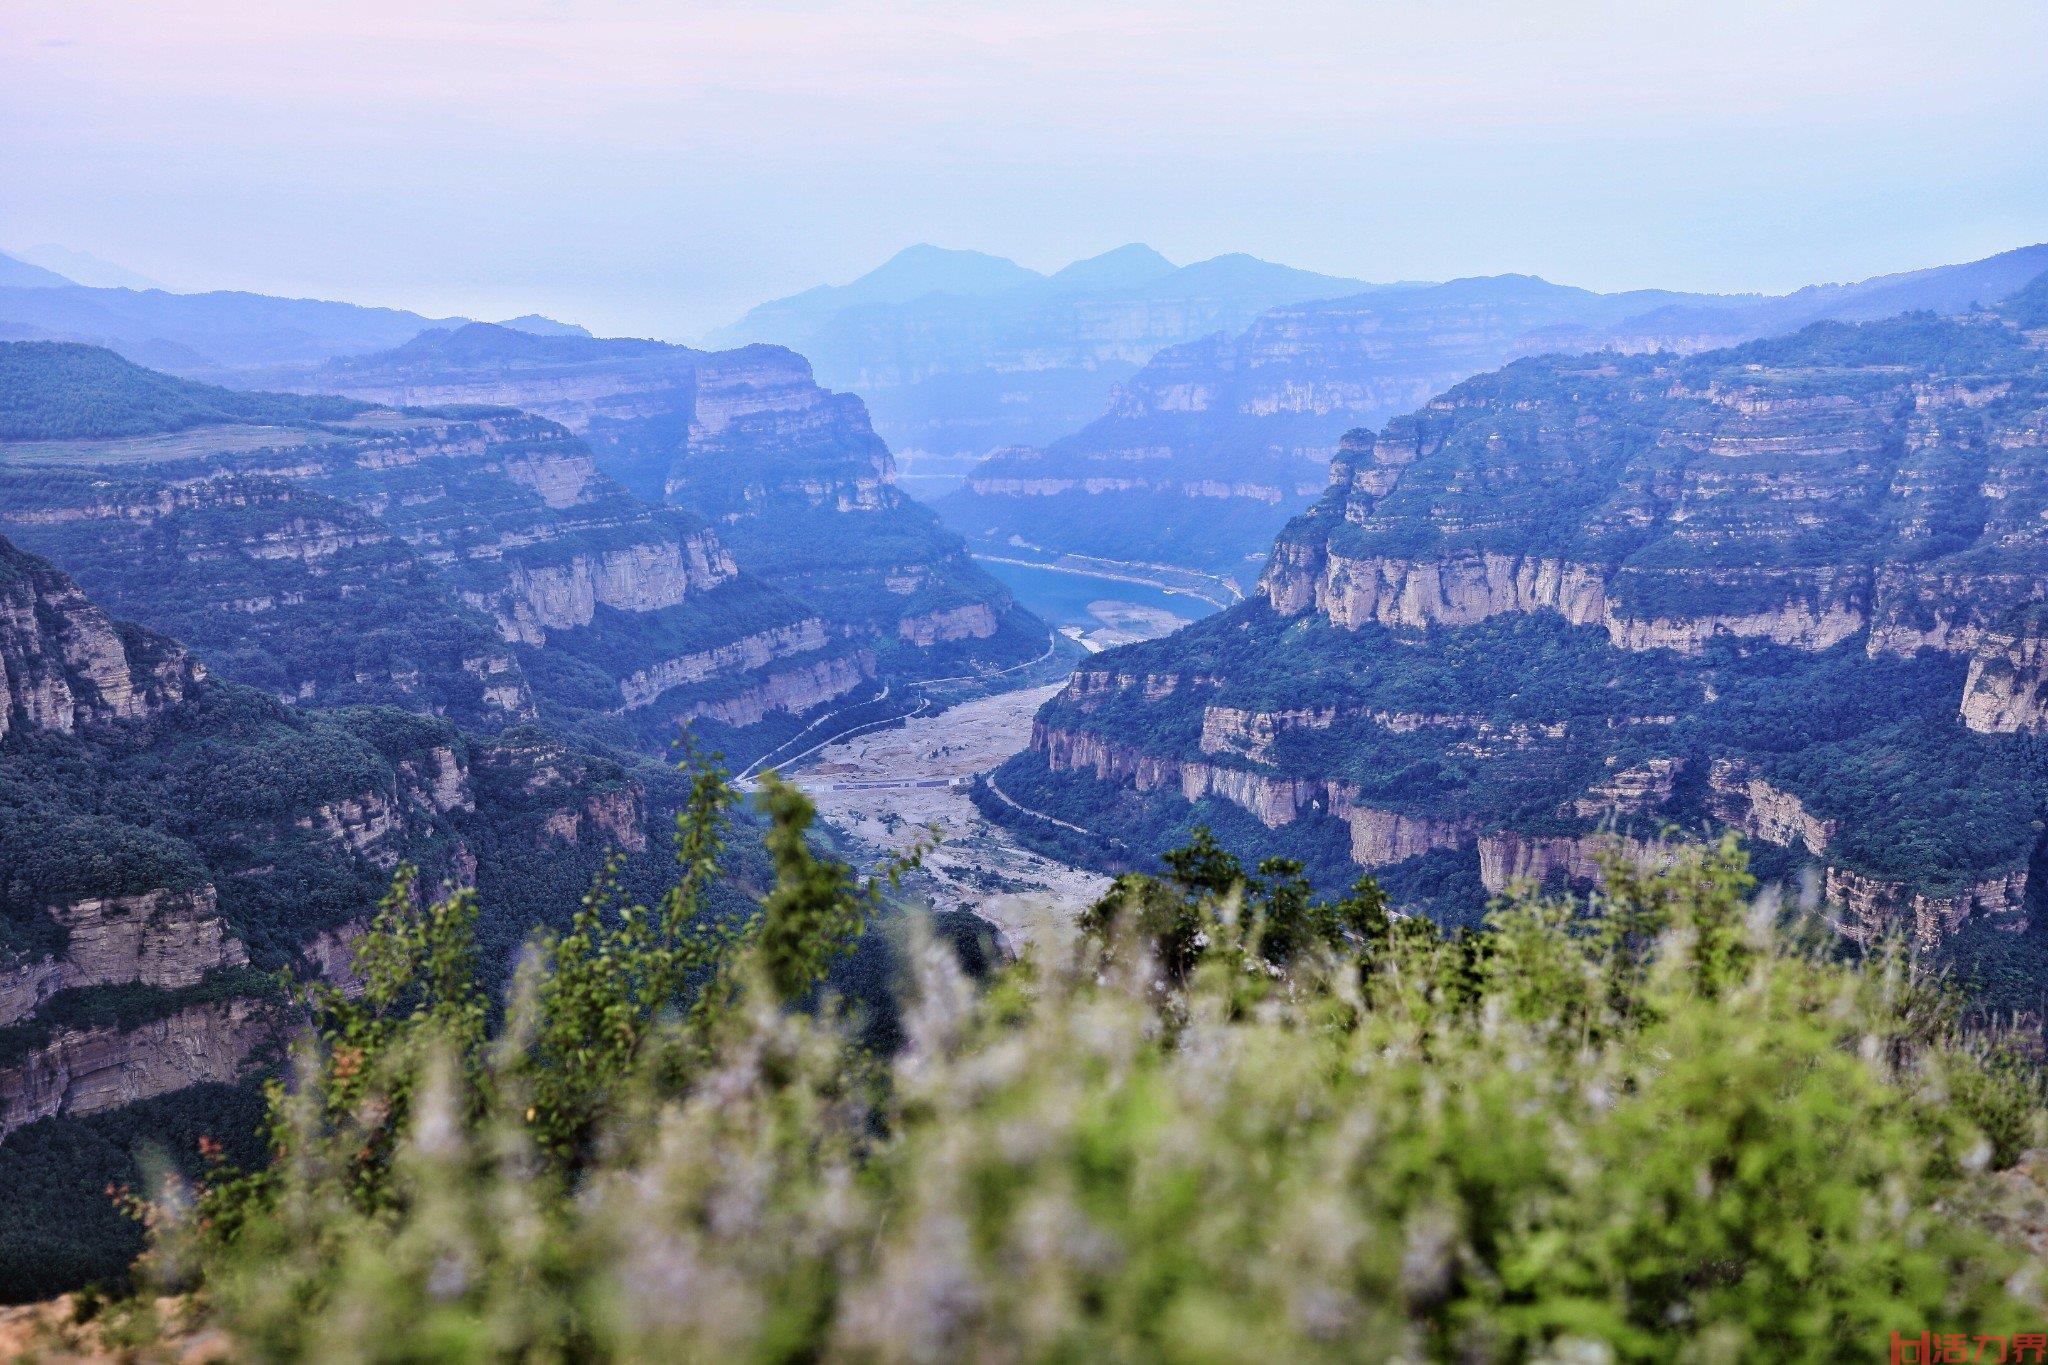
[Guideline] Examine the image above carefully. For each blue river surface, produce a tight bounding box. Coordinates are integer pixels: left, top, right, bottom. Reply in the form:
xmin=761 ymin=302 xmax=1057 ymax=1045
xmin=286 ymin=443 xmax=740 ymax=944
xmin=973 ymin=557 xmax=1224 ymax=630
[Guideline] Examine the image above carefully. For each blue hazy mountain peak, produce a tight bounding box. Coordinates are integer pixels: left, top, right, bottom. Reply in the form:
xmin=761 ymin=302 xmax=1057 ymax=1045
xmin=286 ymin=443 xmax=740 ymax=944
xmin=1047 ymin=244 xmax=1178 ymax=292
xmin=831 ymin=244 xmax=1044 ymax=306
xmin=15 ymin=245 xmax=161 ymax=291
xmin=1139 ymin=252 xmax=1371 ymax=302
xmin=494 ymin=313 xmax=593 ymax=337
xmin=0 ymin=250 xmax=77 ymax=289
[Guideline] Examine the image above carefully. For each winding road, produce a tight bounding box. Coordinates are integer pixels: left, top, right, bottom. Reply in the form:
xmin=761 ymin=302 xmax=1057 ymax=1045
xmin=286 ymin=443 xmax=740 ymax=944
xmin=737 ymin=629 xmax=1060 ymax=784
xmin=983 ymin=772 xmax=1127 ymax=849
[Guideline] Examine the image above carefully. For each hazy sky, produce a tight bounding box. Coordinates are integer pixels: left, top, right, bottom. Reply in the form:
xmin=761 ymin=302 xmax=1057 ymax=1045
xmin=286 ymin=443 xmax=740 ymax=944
xmin=4 ymin=0 xmax=2046 ymax=338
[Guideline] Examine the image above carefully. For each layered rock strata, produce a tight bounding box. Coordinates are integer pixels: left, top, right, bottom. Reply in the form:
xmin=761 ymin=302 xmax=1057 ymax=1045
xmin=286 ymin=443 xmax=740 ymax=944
xmin=997 ymin=302 xmax=2048 ymax=945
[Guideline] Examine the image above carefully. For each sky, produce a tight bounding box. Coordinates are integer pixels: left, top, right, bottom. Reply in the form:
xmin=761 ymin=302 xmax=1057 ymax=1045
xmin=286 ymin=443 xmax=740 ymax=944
xmin=3 ymin=0 xmax=2047 ymax=339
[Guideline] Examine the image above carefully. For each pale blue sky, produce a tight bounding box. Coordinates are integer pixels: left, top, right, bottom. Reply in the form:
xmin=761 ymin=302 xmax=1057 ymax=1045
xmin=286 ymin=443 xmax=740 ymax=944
xmin=3 ymin=0 xmax=2046 ymax=337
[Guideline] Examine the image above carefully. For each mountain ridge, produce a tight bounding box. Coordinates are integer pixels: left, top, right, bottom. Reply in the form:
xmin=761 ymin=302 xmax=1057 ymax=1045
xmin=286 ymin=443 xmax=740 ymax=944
xmin=985 ymin=290 xmax=2048 ymax=977
xmin=941 ymin=242 xmax=2048 ymax=583
xmin=707 ymin=244 xmax=1380 ymax=465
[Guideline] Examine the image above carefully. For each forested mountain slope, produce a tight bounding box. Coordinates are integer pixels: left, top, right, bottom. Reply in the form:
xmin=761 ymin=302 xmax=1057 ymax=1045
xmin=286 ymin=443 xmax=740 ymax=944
xmin=990 ymin=284 xmax=2048 ymax=975
xmin=0 ymin=343 xmax=878 ymax=761
xmin=943 ymin=244 xmax=2048 ymax=584
xmin=0 ymin=532 xmax=699 ymax=1290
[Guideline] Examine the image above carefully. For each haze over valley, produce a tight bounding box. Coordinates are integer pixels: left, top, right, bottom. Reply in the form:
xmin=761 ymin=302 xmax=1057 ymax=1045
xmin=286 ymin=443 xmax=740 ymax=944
xmin=7 ymin=3 xmax=2048 ymax=1355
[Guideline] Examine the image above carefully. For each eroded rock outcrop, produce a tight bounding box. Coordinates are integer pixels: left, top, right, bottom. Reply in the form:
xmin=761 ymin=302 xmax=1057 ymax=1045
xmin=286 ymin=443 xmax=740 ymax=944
xmin=1824 ymin=867 xmax=2030 ymax=949
xmin=1265 ymin=549 xmax=1881 ymax=657
xmin=1342 ymin=807 xmax=1479 ymax=868
xmin=0 ymin=889 xmax=245 ymax=1028
xmin=674 ymin=652 xmax=876 ymax=730
xmin=1199 ymin=705 xmax=1340 ymax=764
xmin=897 ymin=603 xmax=999 ymax=646
xmin=616 ymin=619 xmax=832 ymax=711
xmin=0 ymin=998 xmax=275 ymax=1138
xmin=1705 ymin=760 xmax=1834 ymax=856
xmin=0 ymin=538 xmax=198 ymax=740
xmin=495 ymin=535 xmax=737 ymax=642
xmin=1572 ymin=758 xmax=1682 ymax=820
xmin=1478 ymin=833 xmax=1663 ymax=896
xmin=1961 ymin=611 xmax=2048 ymax=734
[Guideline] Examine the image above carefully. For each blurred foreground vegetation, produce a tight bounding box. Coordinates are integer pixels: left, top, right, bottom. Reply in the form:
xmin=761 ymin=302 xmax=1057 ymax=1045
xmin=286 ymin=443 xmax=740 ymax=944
xmin=56 ymin=758 xmax=2048 ymax=1362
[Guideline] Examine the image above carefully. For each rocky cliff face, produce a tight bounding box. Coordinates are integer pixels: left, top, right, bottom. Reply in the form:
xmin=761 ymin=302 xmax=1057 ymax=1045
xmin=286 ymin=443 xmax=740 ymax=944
xmin=0 ymin=347 xmax=880 ymax=759
xmin=0 ymin=889 xmax=245 ymax=1029
xmin=1823 ymin=867 xmax=2031 ymax=950
xmin=658 ymin=349 xmax=1045 ymax=682
xmin=1960 ymin=606 xmax=2048 ymax=734
xmin=492 ymin=533 xmax=737 ymax=643
xmin=0 ymin=537 xmax=198 ymax=739
xmin=1258 ymin=325 xmax=2048 ymax=676
xmin=1706 ymin=760 xmax=1834 ymax=857
xmin=0 ymin=537 xmax=689 ymax=1147
xmin=0 ymin=997 xmax=275 ymax=1138
xmin=615 ymin=619 xmax=833 ymax=710
xmin=994 ymin=301 xmax=2048 ymax=947
xmin=897 ymin=602 xmax=999 ymax=645
xmin=0 ymin=474 xmax=534 ymax=725
xmin=289 ymin=326 xmax=1046 ymax=694
xmin=673 ymin=651 xmax=876 ymax=730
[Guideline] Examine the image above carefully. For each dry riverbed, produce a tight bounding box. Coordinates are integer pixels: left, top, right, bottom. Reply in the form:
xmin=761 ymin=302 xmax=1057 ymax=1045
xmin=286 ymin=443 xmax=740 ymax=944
xmin=789 ymin=684 xmax=1110 ymax=953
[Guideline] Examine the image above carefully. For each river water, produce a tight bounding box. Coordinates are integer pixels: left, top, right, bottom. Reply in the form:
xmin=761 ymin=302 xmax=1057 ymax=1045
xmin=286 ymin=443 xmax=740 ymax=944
xmin=974 ymin=557 xmax=1224 ymax=632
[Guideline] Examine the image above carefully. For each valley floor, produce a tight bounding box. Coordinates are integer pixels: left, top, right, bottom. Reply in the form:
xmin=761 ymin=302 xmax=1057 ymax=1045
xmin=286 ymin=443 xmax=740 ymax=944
xmin=790 ymin=683 xmax=1110 ymax=953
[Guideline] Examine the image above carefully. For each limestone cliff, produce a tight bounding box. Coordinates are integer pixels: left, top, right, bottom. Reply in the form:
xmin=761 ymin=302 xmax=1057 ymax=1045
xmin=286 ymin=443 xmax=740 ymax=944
xmin=291 ymin=326 xmax=1046 ymax=690
xmin=0 ymin=537 xmax=198 ymax=739
xmin=938 ymin=247 xmax=2048 ymax=583
xmin=0 ymin=998 xmax=275 ymax=1138
xmin=1705 ymin=760 xmax=1834 ymax=857
xmin=492 ymin=533 xmax=737 ymax=643
xmin=615 ymin=619 xmax=833 ymax=710
xmin=673 ymin=651 xmax=875 ymax=730
xmin=995 ymin=302 xmax=2048 ymax=946
xmin=1961 ymin=607 xmax=2048 ymax=734
xmin=0 ymin=889 xmax=245 ymax=1028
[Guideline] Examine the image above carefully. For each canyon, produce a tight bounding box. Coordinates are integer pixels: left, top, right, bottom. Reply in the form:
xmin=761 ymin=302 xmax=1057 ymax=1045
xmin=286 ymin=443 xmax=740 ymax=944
xmin=990 ymin=284 xmax=2048 ymax=951
xmin=0 ymin=343 xmax=917 ymax=761
xmin=939 ymin=244 xmax=2048 ymax=586
xmin=291 ymin=323 xmax=1049 ymax=706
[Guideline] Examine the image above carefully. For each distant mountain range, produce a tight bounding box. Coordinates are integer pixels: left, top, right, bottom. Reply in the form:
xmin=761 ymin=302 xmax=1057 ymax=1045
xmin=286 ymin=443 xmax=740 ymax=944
xmin=939 ymin=243 xmax=2048 ymax=585
xmin=5 ymin=245 xmax=162 ymax=291
xmin=708 ymin=243 xmax=1385 ymax=467
xmin=0 ymin=250 xmax=76 ymax=290
xmin=0 ymin=254 xmax=589 ymax=372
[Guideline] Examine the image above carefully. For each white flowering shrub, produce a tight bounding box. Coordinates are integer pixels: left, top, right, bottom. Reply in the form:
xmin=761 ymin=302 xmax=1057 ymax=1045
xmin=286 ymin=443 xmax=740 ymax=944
xmin=113 ymin=770 xmax=2048 ymax=1362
